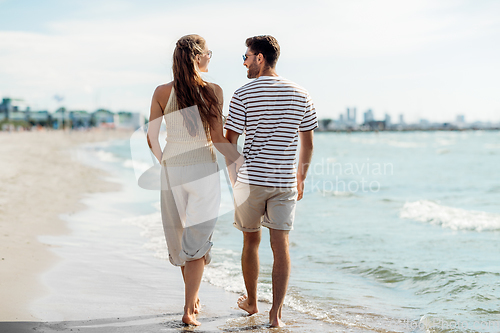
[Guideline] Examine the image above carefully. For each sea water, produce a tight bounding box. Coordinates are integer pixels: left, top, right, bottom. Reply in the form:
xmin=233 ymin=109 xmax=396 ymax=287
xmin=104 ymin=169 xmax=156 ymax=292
xmin=86 ymin=130 xmax=500 ymax=333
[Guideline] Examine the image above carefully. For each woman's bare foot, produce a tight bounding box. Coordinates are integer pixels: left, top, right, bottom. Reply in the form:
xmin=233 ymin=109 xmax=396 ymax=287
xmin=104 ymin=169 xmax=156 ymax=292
xmin=194 ymin=298 xmax=201 ymax=314
xmin=237 ymin=295 xmax=259 ymax=315
xmin=182 ymin=312 xmax=200 ymax=326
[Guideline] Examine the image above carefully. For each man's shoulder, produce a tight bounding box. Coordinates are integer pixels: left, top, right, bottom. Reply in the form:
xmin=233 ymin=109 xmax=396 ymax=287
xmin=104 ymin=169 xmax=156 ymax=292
xmin=274 ymin=77 xmax=309 ymax=95
xmin=235 ymin=76 xmax=309 ymax=97
xmin=234 ymin=79 xmax=261 ymax=95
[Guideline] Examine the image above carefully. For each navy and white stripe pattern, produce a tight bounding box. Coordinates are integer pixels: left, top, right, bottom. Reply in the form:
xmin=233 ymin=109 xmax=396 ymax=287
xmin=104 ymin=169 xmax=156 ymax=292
xmin=224 ymin=76 xmax=318 ymax=188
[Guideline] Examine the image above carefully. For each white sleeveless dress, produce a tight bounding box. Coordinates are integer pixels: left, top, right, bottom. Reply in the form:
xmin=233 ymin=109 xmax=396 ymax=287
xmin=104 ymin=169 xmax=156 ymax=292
xmin=160 ymin=88 xmax=220 ymax=266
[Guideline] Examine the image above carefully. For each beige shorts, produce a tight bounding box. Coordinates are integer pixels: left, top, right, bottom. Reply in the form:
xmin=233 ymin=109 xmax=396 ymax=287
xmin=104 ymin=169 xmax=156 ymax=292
xmin=233 ymin=181 xmax=298 ymax=232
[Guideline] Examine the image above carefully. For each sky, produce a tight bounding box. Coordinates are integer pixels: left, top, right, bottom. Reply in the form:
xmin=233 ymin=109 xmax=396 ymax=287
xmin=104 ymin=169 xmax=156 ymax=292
xmin=1 ymin=0 xmax=499 ymax=123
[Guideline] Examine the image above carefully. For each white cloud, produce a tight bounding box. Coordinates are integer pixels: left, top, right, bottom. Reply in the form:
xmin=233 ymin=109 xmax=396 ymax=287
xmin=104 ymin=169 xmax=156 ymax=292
xmin=0 ymin=0 xmax=499 ymax=122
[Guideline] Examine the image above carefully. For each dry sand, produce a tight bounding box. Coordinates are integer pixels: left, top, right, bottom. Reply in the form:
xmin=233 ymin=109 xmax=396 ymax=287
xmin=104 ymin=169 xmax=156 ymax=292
xmin=0 ymin=129 xmax=130 ymax=321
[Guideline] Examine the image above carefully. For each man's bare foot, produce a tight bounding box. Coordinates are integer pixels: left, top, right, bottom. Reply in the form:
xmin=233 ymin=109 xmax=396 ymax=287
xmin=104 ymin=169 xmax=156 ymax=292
xmin=182 ymin=313 xmax=200 ymax=326
xmin=269 ymin=317 xmax=285 ymax=328
xmin=237 ymin=295 xmax=259 ymax=315
xmin=269 ymin=307 xmax=285 ymax=327
xmin=194 ymin=298 xmax=201 ymax=314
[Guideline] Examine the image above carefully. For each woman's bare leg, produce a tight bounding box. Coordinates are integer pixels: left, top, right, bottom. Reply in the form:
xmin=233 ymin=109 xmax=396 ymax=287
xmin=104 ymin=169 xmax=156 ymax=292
xmin=181 ymin=266 xmax=201 ymax=314
xmin=182 ymin=258 xmax=204 ymax=325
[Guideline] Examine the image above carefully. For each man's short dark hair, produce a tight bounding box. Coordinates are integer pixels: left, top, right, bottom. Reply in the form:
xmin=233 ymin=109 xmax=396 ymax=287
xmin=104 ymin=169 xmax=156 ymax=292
xmin=245 ymin=35 xmax=280 ymax=68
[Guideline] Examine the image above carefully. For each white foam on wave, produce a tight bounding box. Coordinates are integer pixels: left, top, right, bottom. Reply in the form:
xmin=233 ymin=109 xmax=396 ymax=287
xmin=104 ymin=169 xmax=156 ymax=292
xmin=400 ymin=200 xmax=500 ymax=231
xmin=123 ymin=210 xmax=169 ymax=260
xmin=123 ymin=159 xmax=151 ymax=174
xmin=94 ymin=150 xmax=120 ymax=162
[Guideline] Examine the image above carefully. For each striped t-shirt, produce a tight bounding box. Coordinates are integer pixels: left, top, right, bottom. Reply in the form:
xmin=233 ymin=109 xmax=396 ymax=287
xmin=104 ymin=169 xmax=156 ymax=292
xmin=224 ymin=76 xmax=318 ymax=188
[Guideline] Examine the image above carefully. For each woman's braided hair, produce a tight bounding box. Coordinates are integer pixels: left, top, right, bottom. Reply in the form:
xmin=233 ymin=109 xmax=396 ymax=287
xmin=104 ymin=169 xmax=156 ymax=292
xmin=172 ymin=34 xmax=220 ymax=137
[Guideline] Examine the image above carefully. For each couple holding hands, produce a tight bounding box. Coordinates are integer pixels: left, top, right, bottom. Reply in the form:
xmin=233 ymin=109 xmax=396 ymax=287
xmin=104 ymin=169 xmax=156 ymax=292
xmin=147 ymin=34 xmax=317 ymax=327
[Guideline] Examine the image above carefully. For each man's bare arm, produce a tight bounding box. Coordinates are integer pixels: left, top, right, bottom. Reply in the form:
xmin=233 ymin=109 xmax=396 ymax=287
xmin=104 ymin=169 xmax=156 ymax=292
xmin=225 ymin=129 xmax=241 ymax=185
xmin=297 ymin=130 xmax=314 ymax=200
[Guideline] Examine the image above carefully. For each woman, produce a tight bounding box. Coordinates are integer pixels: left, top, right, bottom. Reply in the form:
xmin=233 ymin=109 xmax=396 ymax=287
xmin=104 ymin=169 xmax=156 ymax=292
xmin=147 ymin=34 xmax=241 ymax=326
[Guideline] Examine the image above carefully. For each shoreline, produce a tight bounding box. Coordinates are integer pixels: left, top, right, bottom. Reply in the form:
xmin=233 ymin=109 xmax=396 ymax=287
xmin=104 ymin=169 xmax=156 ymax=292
xmin=1 ymin=129 xmax=371 ymax=332
xmin=0 ymin=129 xmax=132 ymax=321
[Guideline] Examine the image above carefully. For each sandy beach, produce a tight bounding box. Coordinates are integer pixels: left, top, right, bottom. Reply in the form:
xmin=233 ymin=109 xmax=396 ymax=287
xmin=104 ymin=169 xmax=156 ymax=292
xmin=0 ymin=129 xmax=130 ymax=321
xmin=0 ymin=129 xmax=343 ymax=333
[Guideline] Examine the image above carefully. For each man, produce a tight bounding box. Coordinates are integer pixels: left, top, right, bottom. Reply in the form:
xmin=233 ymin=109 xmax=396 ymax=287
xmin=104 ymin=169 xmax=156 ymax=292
xmin=224 ymin=35 xmax=317 ymax=327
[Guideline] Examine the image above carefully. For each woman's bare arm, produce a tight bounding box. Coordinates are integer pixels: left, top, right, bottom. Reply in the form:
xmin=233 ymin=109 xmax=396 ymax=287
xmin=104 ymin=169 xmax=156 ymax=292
xmin=147 ymin=84 xmax=171 ymax=162
xmin=208 ymin=84 xmax=243 ymax=183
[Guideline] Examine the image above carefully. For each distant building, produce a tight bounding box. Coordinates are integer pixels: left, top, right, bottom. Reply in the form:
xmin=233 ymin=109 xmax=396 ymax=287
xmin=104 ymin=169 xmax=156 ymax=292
xmin=115 ymin=111 xmax=145 ymax=130
xmin=456 ymin=115 xmax=465 ymax=123
xmin=0 ymin=98 xmax=13 ymax=121
xmin=52 ymin=108 xmax=70 ymax=129
xmin=384 ymin=113 xmax=391 ymax=126
xmin=0 ymin=98 xmax=28 ymax=121
xmin=92 ymin=109 xmax=115 ymax=127
xmin=318 ymin=118 xmax=333 ymax=131
xmin=1 ymin=95 xmax=151 ymax=131
xmin=70 ymin=110 xmax=92 ymax=128
xmin=365 ymin=120 xmax=386 ymax=131
xmin=346 ymin=107 xmax=357 ymax=124
xmin=419 ymin=119 xmax=430 ymax=129
xmin=363 ymin=109 xmax=374 ymax=124
xmin=399 ymin=114 xmax=405 ymax=125
xmin=28 ymin=111 xmax=50 ymax=126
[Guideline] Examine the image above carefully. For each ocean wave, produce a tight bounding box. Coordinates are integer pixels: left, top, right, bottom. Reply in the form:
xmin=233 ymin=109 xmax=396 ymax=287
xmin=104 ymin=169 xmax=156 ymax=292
xmin=400 ymin=200 xmax=500 ymax=231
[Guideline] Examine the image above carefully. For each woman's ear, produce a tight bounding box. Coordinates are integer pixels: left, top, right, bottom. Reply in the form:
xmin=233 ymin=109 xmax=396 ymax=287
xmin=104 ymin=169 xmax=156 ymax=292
xmin=194 ymin=57 xmax=201 ymax=72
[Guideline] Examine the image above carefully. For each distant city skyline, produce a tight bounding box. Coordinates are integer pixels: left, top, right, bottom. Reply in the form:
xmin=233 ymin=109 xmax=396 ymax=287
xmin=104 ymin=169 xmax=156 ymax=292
xmin=1 ymin=0 xmax=499 ymax=123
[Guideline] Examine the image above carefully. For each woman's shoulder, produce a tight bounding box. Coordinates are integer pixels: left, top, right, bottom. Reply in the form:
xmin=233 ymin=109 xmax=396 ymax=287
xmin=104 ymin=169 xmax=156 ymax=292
xmin=154 ymin=82 xmax=174 ymax=97
xmin=206 ymin=82 xmax=223 ymax=99
xmin=152 ymin=82 xmax=173 ymax=111
xmin=206 ymin=82 xmax=222 ymax=91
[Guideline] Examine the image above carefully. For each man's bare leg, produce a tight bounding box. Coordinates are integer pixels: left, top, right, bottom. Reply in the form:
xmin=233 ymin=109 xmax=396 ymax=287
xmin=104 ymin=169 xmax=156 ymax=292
xmin=238 ymin=230 xmax=261 ymax=315
xmin=182 ymin=258 xmax=204 ymax=325
xmin=269 ymin=229 xmax=290 ymax=327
